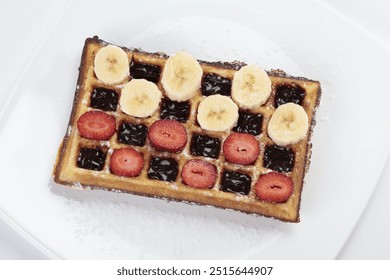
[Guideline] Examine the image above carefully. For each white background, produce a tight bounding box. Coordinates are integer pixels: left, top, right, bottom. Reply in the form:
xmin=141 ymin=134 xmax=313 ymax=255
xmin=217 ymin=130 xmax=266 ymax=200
xmin=0 ymin=0 xmax=389 ymax=259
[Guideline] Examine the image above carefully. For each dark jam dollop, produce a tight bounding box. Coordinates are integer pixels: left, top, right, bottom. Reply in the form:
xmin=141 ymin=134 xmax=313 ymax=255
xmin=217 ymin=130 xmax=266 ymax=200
xmin=77 ymin=147 xmax=106 ymax=171
xmin=233 ymin=111 xmax=263 ymax=136
xmin=263 ymin=145 xmax=295 ymax=172
xmin=160 ymin=99 xmax=190 ymax=123
xmin=221 ymin=170 xmax=251 ymax=195
xmin=90 ymin=88 xmax=118 ymax=111
xmin=190 ymin=134 xmax=221 ymax=159
xmin=117 ymin=123 xmax=148 ymax=147
xmin=201 ymin=73 xmax=232 ymax=96
xmin=148 ymin=157 xmax=178 ymax=182
xmin=274 ymin=83 xmax=306 ymax=108
xmin=130 ymin=61 xmax=161 ymax=84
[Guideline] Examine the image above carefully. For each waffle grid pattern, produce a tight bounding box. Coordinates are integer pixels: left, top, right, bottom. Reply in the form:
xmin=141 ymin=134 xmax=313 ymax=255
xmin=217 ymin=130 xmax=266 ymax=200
xmin=54 ymin=37 xmax=321 ymax=222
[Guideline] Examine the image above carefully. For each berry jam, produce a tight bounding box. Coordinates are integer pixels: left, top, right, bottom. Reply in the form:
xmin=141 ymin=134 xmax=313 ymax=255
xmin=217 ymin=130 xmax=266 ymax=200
xmin=190 ymin=134 xmax=221 ymax=159
xmin=160 ymin=99 xmax=190 ymax=123
xmin=130 ymin=61 xmax=161 ymax=84
xmin=233 ymin=111 xmax=263 ymax=136
xmin=148 ymin=157 xmax=178 ymax=182
xmin=77 ymin=147 xmax=106 ymax=171
xmin=90 ymin=87 xmax=118 ymax=111
xmin=221 ymin=170 xmax=251 ymax=195
xmin=117 ymin=122 xmax=148 ymax=147
xmin=201 ymin=73 xmax=232 ymax=96
xmin=274 ymin=83 xmax=306 ymax=108
xmin=263 ymin=145 xmax=295 ymax=172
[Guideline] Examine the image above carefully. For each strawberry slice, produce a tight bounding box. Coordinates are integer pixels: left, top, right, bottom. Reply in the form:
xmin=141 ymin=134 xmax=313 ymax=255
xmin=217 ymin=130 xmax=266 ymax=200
xmin=255 ymin=172 xmax=293 ymax=203
xmin=148 ymin=119 xmax=187 ymax=152
xmin=110 ymin=148 xmax=144 ymax=177
xmin=223 ymin=132 xmax=259 ymax=165
xmin=181 ymin=159 xmax=216 ymax=189
xmin=77 ymin=110 xmax=116 ymax=140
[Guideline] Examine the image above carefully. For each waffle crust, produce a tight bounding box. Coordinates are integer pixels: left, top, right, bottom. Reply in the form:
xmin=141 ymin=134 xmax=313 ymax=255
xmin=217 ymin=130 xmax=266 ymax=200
xmin=53 ymin=36 xmax=321 ymax=222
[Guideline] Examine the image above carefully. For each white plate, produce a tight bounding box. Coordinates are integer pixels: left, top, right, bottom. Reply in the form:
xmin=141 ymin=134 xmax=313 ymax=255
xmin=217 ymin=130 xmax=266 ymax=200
xmin=1 ymin=0 xmax=390 ymax=259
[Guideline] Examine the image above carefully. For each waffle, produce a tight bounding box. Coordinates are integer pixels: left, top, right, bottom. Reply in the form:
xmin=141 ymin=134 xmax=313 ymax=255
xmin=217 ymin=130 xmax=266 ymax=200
xmin=53 ymin=36 xmax=321 ymax=222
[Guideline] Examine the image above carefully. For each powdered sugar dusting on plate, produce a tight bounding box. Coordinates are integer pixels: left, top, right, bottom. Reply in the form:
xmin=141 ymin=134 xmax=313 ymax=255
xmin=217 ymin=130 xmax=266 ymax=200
xmin=50 ymin=179 xmax=286 ymax=259
xmin=129 ymin=16 xmax=302 ymax=76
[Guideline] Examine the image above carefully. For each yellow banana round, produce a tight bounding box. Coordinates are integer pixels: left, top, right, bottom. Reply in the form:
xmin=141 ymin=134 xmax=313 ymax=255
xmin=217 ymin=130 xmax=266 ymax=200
xmin=161 ymin=51 xmax=203 ymax=102
xmin=197 ymin=95 xmax=239 ymax=132
xmin=120 ymin=79 xmax=162 ymax=118
xmin=268 ymin=103 xmax=309 ymax=146
xmin=94 ymin=45 xmax=129 ymax=85
xmin=232 ymin=65 xmax=271 ymax=110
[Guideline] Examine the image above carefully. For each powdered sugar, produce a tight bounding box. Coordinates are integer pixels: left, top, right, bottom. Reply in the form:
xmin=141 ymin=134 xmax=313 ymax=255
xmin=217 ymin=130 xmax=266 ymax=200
xmin=130 ymin=16 xmax=302 ymax=75
xmin=50 ymin=180 xmax=285 ymax=258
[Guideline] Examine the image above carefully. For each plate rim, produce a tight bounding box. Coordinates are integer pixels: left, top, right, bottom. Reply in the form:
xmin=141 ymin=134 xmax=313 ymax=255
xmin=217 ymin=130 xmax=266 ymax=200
xmin=1 ymin=0 xmax=390 ymax=259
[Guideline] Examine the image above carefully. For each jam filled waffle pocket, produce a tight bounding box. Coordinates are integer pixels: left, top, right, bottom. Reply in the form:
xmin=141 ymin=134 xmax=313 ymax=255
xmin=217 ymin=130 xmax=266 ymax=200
xmin=53 ymin=36 xmax=321 ymax=222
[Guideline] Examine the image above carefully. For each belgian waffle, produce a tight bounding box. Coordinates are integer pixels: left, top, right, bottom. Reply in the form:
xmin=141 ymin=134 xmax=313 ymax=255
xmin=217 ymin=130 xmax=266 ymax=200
xmin=53 ymin=36 xmax=321 ymax=222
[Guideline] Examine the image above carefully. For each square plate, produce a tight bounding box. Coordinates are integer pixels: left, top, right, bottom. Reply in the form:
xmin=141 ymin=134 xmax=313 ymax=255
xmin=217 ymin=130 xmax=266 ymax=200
xmin=1 ymin=0 xmax=389 ymax=259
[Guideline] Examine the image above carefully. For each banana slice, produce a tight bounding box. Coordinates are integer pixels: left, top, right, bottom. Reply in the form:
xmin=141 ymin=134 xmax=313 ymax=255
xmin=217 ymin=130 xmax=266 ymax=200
xmin=197 ymin=95 xmax=239 ymax=132
xmin=94 ymin=45 xmax=129 ymax=85
xmin=120 ymin=79 xmax=162 ymax=118
xmin=231 ymin=65 xmax=272 ymax=110
xmin=268 ymin=103 xmax=309 ymax=146
xmin=161 ymin=51 xmax=203 ymax=102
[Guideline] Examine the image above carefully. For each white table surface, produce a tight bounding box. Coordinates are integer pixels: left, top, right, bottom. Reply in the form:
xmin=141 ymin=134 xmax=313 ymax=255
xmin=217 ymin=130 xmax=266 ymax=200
xmin=0 ymin=0 xmax=389 ymax=259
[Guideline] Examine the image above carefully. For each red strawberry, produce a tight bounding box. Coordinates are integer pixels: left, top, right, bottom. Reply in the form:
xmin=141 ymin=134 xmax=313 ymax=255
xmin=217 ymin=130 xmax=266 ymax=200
xmin=223 ymin=132 xmax=259 ymax=165
xmin=255 ymin=172 xmax=293 ymax=203
xmin=148 ymin=119 xmax=187 ymax=152
xmin=181 ymin=159 xmax=216 ymax=189
xmin=110 ymin=148 xmax=144 ymax=177
xmin=77 ymin=110 xmax=116 ymax=140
